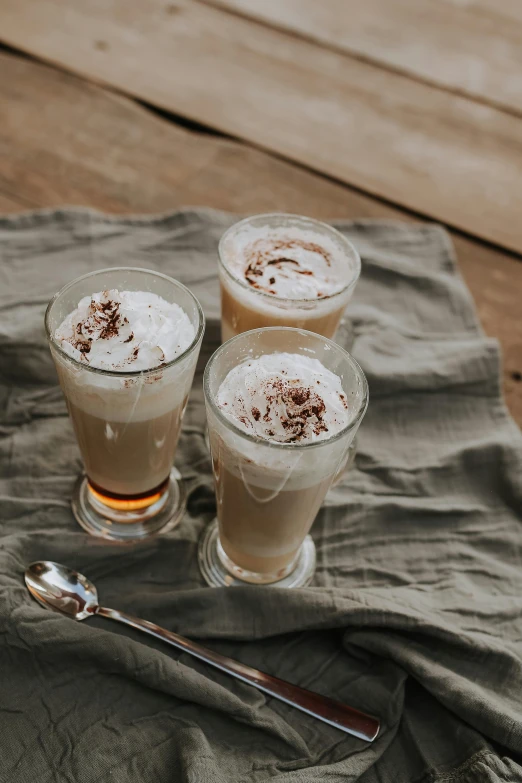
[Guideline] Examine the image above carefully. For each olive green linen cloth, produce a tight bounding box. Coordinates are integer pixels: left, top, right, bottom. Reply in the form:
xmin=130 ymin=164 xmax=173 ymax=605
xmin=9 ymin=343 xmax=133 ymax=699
xmin=0 ymin=208 xmax=521 ymax=783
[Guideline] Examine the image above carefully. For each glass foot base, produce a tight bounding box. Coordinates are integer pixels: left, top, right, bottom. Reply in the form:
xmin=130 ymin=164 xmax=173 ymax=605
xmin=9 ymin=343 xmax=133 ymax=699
xmin=198 ymin=520 xmax=316 ymax=588
xmin=72 ymin=468 xmax=186 ymax=542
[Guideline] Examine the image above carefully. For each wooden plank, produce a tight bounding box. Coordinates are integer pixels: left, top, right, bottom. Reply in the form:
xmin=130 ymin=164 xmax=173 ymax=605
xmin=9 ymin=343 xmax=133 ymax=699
xmin=0 ymin=190 xmax=34 ymax=212
xmin=1 ymin=1 xmax=522 ymax=255
xmin=205 ymin=0 xmax=522 ymax=116
xmin=1 ymin=52 xmax=521 ymax=424
xmin=473 ymin=1 xmax=522 ymax=25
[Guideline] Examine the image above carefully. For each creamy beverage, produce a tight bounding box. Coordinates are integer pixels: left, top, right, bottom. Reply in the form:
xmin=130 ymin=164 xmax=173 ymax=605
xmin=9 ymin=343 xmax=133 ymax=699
xmin=65 ymin=398 xmax=187 ymax=500
xmin=213 ymin=353 xmax=351 ymax=577
xmin=216 ymin=467 xmax=332 ymax=575
xmin=46 ymin=268 xmax=204 ymax=540
xmin=201 ymin=328 xmax=368 ymax=588
xmin=54 ymin=289 xmax=194 ymax=499
xmin=219 ymin=214 xmax=360 ymax=342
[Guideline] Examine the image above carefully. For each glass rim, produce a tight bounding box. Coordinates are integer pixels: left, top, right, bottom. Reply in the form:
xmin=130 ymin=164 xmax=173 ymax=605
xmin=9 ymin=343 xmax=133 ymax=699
xmin=45 ymin=266 xmax=205 ymax=378
xmin=203 ymin=326 xmax=369 ymax=452
xmin=218 ymin=212 xmax=361 ymax=306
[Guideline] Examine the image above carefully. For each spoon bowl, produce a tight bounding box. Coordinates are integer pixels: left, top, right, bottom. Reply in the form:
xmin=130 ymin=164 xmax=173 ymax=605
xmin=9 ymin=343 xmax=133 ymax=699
xmin=25 ymin=561 xmax=99 ymax=621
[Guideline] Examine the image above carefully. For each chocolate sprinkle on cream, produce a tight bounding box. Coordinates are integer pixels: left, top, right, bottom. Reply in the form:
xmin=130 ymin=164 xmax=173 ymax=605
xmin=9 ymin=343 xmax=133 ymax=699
xmin=270 ymin=381 xmax=328 ymax=442
xmin=54 ymin=289 xmax=195 ymax=372
xmin=217 ymin=353 xmax=351 ymax=444
xmin=243 ymin=238 xmax=332 ymax=297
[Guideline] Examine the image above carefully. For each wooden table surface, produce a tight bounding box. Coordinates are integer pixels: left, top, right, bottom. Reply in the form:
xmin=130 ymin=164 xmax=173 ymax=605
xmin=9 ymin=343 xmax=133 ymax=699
xmin=0 ymin=0 xmax=521 ymax=424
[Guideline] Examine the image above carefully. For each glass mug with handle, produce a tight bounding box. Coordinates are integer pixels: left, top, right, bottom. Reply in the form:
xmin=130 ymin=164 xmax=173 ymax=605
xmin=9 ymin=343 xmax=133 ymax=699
xmin=219 ymin=213 xmax=361 ymax=342
xmin=45 ymin=267 xmax=204 ymax=541
xmin=199 ymin=327 xmax=368 ymax=588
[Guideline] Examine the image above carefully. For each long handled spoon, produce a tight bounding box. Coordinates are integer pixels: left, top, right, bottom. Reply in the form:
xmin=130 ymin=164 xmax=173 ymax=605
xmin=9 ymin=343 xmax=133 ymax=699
xmin=25 ymin=561 xmax=379 ymax=741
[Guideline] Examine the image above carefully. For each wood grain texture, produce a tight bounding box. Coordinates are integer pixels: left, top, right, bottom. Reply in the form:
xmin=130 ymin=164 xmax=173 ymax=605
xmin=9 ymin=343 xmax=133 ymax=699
xmin=1 ymin=52 xmax=520 ymax=423
xmin=205 ymin=0 xmax=522 ymax=115
xmin=0 ymin=192 xmax=31 ymax=212
xmin=1 ymin=0 xmax=522 ymax=254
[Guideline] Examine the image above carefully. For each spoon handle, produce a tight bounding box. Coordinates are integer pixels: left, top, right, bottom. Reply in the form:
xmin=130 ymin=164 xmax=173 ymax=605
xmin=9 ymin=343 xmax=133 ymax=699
xmin=97 ymin=605 xmax=379 ymax=741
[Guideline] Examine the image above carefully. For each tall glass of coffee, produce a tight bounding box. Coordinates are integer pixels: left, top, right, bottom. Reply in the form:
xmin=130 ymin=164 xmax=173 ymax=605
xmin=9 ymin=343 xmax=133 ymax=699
xmin=199 ymin=327 xmax=368 ymax=588
xmin=219 ymin=213 xmax=360 ymax=343
xmin=45 ymin=267 xmax=204 ymax=541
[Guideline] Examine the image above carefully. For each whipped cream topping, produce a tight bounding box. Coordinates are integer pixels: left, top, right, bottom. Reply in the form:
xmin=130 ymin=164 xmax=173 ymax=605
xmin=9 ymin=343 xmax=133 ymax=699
xmin=223 ymin=225 xmax=356 ymax=300
xmin=55 ymin=289 xmax=195 ymax=371
xmin=217 ymin=353 xmax=351 ymax=444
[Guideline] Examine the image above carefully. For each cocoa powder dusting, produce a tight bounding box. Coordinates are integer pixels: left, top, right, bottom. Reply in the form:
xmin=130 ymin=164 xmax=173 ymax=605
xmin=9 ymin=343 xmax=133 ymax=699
xmin=243 ymin=238 xmax=331 ymax=294
xmin=263 ymin=377 xmax=328 ymax=442
xmin=71 ymin=321 xmax=91 ymax=354
xmin=97 ymin=299 xmax=121 ymax=339
xmin=70 ymin=293 xmax=128 ymax=357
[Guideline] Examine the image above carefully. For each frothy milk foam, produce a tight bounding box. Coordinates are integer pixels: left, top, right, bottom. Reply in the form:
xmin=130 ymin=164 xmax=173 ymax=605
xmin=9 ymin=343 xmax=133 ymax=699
xmin=222 ymin=223 xmax=358 ymax=314
xmin=55 ymin=290 xmax=196 ymax=421
xmin=213 ymin=353 xmax=356 ymax=491
xmin=56 ymin=289 xmax=194 ymax=371
xmin=218 ymin=353 xmax=350 ymax=443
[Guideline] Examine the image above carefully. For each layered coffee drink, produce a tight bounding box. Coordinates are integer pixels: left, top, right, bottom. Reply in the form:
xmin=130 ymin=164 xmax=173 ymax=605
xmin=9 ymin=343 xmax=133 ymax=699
xmin=214 ymin=353 xmax=351 ymax=576
xmin=46 ymin=268 xmax=204 ymax=540
xmin=201 ymin=327 xmax=368 ymax=587
xmin=219 ymin=214 xmax=360 ymax=342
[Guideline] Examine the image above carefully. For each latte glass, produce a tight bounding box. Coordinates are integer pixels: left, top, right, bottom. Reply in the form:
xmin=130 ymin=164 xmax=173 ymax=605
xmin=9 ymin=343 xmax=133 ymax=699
xmin=199 ymin=327 xmax=368 ymax=588
xmin=45 ymin=267 xmax=204 ymax=541
xmin=219 ymin=213 xmax=361 ymax=343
